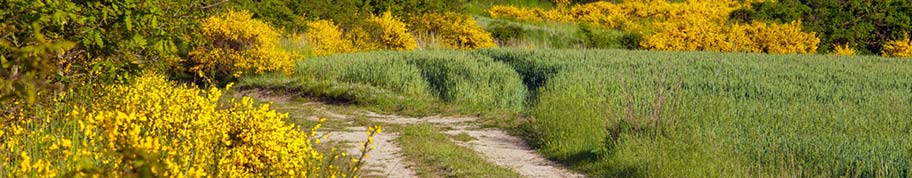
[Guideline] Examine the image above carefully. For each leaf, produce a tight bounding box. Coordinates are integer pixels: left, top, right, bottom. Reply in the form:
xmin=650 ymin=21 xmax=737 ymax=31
xmin=125 ymin=15 xmax=133 ymax=31
xmin=1 ymin=54 xmax=8 ymax=68
xmin=132 ymin=34 xmax=147 ymax=48
xmin=94 ymin=31 xmax=104 ymax=48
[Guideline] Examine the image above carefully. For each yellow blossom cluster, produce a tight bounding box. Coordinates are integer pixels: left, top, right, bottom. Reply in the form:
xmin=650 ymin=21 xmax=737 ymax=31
xmin=301 ymin=14 xmax=419 ymax=56
xmin=643 ymin=20 xmax=819 ymax=54
xmin=302 ymin=20 xmax=363 ymax=56
xmin=190 ymin=10 xmax=294 ymax=77
xmin=412 ymin=13 xmax=497 ymax=50
xmin=882 ymin=35 xmax=912 ymax=58
xmin=488 ymin=1 xmax=749 ymax=27
xmin=1 ymin=74 xmax=371 ymax=177
xmin=488 ymin=0 xmax=822 ymax=54
xmin=365 ymin=12 xmax=418 ymax=51
xmin=832 ymin=44 xmax=857 ymax=56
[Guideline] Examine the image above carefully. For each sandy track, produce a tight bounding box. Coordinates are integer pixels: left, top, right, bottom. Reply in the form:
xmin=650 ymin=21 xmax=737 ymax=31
xmin=240 ymin=91 xmax=581 ymax=178
xmin=445 ymin=129 xmax=584 ymax=178
xmin=321 ymin=128 xmax=417 ymax=178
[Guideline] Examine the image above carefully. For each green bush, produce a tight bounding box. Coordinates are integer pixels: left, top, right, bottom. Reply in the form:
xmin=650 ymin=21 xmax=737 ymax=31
xmin=276 ymin=0 xmax=468 ymax=29
xmin=575 ymin=25 xmax=632 ymax=49
xmin=0 ymin=0 xmax=219 ymax=104
xmin=487 ymin=22 xmax=528 ymax=41
xmin=228 ymin=0 xmax=308 ymax=32
xmin=406 ymin=52 xmax=526 ymax=111
xmin=243 ymin=51 xmax=527 ymax=114
xmin=743 ymin=0 xmax=912 ymax=54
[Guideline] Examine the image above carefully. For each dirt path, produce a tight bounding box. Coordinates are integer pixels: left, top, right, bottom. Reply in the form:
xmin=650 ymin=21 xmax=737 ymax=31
xmin=320 ymin=128 xmax=417 ymax=178
xmin=360 ymin=111 xmax=584 ymax=178
xmin=239 ymin=90 xmax=581 ymax=178
xmin=444 ymin=129 xmax=584 ymax=178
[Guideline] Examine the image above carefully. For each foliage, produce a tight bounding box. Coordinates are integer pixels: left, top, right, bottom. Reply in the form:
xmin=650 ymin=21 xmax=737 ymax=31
xmin=747 ymin=0 xmax=912 ymax=54
xmin=412 ymin=13 xmax=497 ymax=50
xmin=291 ymin=0 xmax=467 ymax=28
xmin=882 ymin=35 xmax=912 ymax=58
xmin=575 ymin=25 xmax=635 ymax=49
xmin=0 ymin=0 xmax=220 ymax=103
xmin=227 ymin=0 xmax=308 ymax=32
xmin=364 ymin=0 xmax=468 ymax=19
xmin=486 ymin=22 xmax=528 ymax=42
xmin=1 ymin=73 xmax=371 ymax=177
xmin=364 ymin=12 xmax=418 ymax=51
xmin=189 ymin=10 xmax=294 ymax=81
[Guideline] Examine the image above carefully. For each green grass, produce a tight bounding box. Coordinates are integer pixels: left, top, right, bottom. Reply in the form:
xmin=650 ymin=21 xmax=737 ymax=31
xmin=239 ymin=50 xmax=527 ymax=116
xmin=474 ymin=15 xmax=639 ymax=49
xmin=487 ymin=49 xmax=912 ymax=177
xmin=241 ymin=49 xmax=912 ymax=177
xmin=396 ymin=124 xmax=521 ymax=178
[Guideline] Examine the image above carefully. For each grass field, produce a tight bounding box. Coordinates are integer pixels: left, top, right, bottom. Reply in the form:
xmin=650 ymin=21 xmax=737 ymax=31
xmin=241 ymin=49 xmax=912 ymax=177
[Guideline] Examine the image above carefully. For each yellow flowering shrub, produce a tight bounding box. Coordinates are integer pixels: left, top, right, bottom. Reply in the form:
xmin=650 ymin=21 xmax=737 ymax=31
xmin=554 ymin=0 xmax=571 ymax=7
xmin=412 ymin=13 xmax=497 ymax=50
xmin=640 ymin=17 xmax=731 ymax=52
xmin=190 ymin=10 xmax=294 ymax=77
xmin=727 ymin=21 xmax=819 ymax=54
xmin=347 ymin=27 xmax=381 ymax=51
xmin=832 ymin=44 xmax=856 ymax=56
xmin=643 ymin=20 xmax=819 ymax=54
xmin=486 ymin=0 xmax=824 ymax=54
xmin=882 ymin=36 xmax=912 ymax=58
xmin=1 ymin=74 xmax=374 ymax=177
xmin=364 ymin=12 xmax=418 ymax=51
xmin=304 ymin=20 xmax=356 ymax=56
xmin=488 ymin=5 xmax=545 ymax=22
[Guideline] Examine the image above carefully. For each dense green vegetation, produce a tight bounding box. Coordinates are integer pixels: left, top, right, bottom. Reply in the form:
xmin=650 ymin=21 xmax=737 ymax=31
xmin=243 ymin=49 xmax=912 ymax=177
xmin=240 ymin=51 xmax=527 ymax=115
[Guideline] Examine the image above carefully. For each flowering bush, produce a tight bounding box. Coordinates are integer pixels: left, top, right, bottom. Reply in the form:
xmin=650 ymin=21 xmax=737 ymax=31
xmin=189 ymin=10 xmax=294 ymax=78
xmin=639 ymin=17 xmax=731 ymax=52
xmin=643 ymin=20 xmax=819 ymax=54
xmin=303 ymin=20 xmax=356 ymax=56
xmin=832 ymin=44 xmax=857 ymax=56
xmin=487 ymin=0 xmax=827 ymax=54
xmin=487 ymin=5 xmax=574 ymax=23
xmin=1 ymin=74 xmax=372 ymax=177
xmin=364 ymin=12 xmax=418 ymax=51
xmin=882 ymin=36 xmax=912 ymax=58
xmin=730 ymin=21 xmax=819 ymax=54
xmin=412 ymin=13 xmax=497 ymax=50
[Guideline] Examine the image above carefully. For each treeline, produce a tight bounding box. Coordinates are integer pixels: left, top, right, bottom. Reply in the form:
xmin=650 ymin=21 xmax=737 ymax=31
xmin=737 ymin=0 xmax=912 ymax=54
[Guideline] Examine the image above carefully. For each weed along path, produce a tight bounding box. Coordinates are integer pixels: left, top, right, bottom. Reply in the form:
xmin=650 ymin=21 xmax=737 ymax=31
xmin=238 ymin=90 xmax=582 ymax=178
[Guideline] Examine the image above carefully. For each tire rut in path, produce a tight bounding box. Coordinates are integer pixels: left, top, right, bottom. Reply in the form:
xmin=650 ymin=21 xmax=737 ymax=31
xmin=320 ymin=127 xmax=418 ymax=178
xmin=360 ymin=111 xmax=584 ymax=178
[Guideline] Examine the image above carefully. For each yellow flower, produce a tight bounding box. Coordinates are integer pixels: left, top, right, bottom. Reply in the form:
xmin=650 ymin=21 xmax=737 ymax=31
xmin=882 ymin=35 xmax=912 ymax=58
xmin=833 ymin=43 xmax=856 ymax=56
